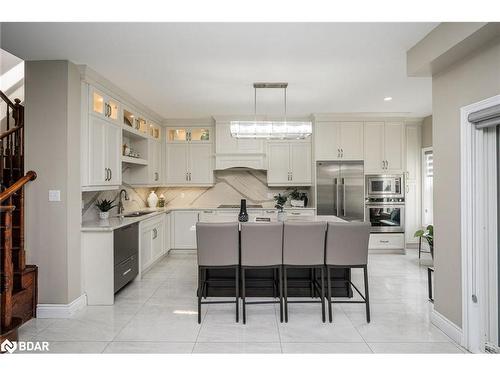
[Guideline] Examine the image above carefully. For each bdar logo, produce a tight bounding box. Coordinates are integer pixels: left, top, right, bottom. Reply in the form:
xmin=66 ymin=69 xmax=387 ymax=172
xmin=1 ymin=339 xmax=17 ymax=354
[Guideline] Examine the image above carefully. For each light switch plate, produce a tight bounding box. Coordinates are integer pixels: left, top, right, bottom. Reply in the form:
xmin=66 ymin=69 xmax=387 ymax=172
xmin=48 ymin=190 xmax=61 ymax=202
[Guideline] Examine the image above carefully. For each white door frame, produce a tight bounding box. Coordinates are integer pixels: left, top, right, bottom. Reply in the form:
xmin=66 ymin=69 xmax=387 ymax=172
xmin=421 ymin=146 xmax=433 ymax=227
xmin=460 ymin=94 xmax=500 ymax=353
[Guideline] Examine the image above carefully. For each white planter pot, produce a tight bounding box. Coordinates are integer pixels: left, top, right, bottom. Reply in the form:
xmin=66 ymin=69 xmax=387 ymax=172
xmin=99 ymin=211 xmax=110 ymax=220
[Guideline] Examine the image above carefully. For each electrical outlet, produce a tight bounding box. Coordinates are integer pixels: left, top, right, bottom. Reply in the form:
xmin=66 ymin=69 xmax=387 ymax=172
xmin=48 ymin=190 xmax=61 ymax=202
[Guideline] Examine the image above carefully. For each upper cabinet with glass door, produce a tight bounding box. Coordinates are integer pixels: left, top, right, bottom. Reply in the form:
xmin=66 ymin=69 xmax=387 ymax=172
xmin=167 ymin=127 xmax=211 ymax=143
xmin=90 ymin=87 xmax=120 ymax=124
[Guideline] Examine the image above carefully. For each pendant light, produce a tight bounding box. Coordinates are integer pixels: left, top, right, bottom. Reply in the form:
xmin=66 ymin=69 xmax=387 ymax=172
xmin=230 ymin=82 xmax=312 ymax=139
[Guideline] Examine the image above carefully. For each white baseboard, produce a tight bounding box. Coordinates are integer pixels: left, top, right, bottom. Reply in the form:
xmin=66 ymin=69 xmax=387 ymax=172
xmin=36 ymin=294 xmax=87 ymax=319
xmin=431 ymin=308 xmax=463 ymax=345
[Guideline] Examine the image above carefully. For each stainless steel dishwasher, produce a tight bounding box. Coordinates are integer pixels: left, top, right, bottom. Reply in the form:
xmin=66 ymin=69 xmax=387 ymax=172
xmin=114 ymin=223 xmax=139 ymax=293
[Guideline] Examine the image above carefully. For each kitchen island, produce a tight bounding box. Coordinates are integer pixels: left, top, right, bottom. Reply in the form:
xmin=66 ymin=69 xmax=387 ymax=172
xmin=198 ymin=213 xmax=353 ymax=298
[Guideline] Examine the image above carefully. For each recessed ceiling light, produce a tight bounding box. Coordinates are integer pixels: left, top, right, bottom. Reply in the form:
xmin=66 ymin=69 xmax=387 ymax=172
xmin=384 ymin=96 xmax=393 ymax=101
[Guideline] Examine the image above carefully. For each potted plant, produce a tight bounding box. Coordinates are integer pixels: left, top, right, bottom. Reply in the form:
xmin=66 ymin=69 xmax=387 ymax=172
xmin=274 ymin=193 xmax=287 ymax=222
xmin=95 ymin=198 xmax=117 ymax=220
xmin=289 ymin=188 xmax=305 ymax=207
xmin=414 ymin=224 xmax=434 ymax=258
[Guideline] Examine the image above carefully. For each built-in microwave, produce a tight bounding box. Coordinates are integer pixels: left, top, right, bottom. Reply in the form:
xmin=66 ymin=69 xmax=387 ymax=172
xmin=365 ymin=174 xmax=404 ymax=199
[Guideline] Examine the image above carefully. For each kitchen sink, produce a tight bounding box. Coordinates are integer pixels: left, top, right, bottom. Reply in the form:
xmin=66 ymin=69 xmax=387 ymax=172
xmin=122 ymin=211 xmax=153 ymax=218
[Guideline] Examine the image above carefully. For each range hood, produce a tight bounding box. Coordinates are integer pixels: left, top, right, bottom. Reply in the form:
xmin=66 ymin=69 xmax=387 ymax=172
xmin=230 ymin=82 xmax=312 ymax=140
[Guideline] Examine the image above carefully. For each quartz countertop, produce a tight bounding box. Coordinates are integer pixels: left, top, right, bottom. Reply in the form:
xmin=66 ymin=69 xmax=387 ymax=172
xmin=81 ymin=206 xmax=318 ymax=232
xmin=81 ymin=209 xmax=169 ymax=232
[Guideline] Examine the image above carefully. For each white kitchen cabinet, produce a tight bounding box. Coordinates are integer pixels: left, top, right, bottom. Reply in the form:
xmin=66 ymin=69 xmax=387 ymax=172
xmin=149 ymin=139 xmax=162 ymax=183
xmin=84 ymin=115 xmax=122 ymax=189
xmin=124 ymin=138 xmax=162 ymax=186
xmin=140 ymin=215 xmax=165 ymax=272
xmin=165 ymin=141 xmax=213 ymax=186
xmin=164 ymin=213 xmax=171 ymax=252
xmin=364 ymin=121 xmax=404 ymax=174
xmin=172 ymin=211 xmax=199 ymax=249
xmin=166 ymin=143 xmax=189 ymax=184
xmin=314 ymin=121 xmax=363 ymax=161
xmin=405 ymin=122 xmax=422 ymax=244
xmin=369 ymin=233 xmax=405 ymax=251
xmin=89 ymin=87 xmax=121 ymax=124
xmin=267 ymin=141 xmax=312 ymax=186
xmin=384 ymin=122 xmax=405 ymax=173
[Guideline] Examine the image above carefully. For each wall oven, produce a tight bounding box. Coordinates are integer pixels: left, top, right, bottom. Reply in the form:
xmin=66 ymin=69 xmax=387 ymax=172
xmin=365 ymin=174 xmax=404 ymax=198
xmin=365 ymin=199 xmax=405 ymax=233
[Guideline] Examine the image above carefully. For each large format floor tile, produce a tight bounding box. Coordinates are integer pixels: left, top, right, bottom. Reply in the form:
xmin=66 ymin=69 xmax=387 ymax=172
xmin=20 ymin=250 xmax=458 ymax=353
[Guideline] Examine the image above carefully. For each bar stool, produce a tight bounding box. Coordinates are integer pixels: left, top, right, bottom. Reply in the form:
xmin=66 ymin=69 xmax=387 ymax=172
xmin=282 ymin=221 xmax=327 ymax=323
xmin=240 ymin=222 xmax=283 ymax=324
xmin=325 ymin=222 xmax=371 ymax=323
xmin=196 ymin=222 xmax=240 ymax=324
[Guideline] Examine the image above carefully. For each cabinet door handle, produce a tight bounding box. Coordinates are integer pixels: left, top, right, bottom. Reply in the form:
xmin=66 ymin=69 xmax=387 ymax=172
xmin=186 ymin=172 xmax=188 ymax=181
xmin=104 ymin=168 xmax=108 ymax=181
xmin=380 ymin=240 xmax=389 ymax=243
xmin=123 ymin=268 xmax=132 ymax=276
xmin=337 ymin=148 xmax=340 ymax=158
xmin=109 ymin=168 xmax=112 ymax=181
xmin=189 ymin=172 xmax=192 ymax=181
xmin=153 ymin=228 xmax=157 ymax=239
xmin=341 ymin=148 xmax=344 ymax=158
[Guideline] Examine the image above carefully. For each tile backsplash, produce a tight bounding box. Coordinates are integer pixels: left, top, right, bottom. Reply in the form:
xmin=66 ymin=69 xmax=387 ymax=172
xmin=82 ymin=170 xmax=311 ymax=221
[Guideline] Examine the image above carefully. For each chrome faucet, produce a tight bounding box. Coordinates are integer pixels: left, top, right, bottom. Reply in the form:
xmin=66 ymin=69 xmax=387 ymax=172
xmin=118 ymin=189 xmax=129 ymax=214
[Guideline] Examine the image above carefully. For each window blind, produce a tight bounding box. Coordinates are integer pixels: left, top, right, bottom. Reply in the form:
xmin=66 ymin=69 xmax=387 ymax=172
xmin=468 ymin=104 xmax=500 ymax=129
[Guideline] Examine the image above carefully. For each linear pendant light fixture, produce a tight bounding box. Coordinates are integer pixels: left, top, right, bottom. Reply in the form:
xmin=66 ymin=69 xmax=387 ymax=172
xmin=230 ymin=82 xmax=312 ymax=139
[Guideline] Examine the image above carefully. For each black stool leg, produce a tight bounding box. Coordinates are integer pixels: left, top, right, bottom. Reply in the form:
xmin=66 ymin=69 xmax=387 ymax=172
xmin=363 ymin=266 xmax=370 ymax=323
xmin=418 ymin=237 xmax=422 ymax=259
xmin=203 ymin=268 xmax=208 ymax=299
xmin=278 ymin=266 xmax=283 ymax=323
xmin=320 ymin=266 xmax=325 ymax=323
xmin=235 ymin=266 xmax=239 ymax=323
xmin=310 ymin=268 xmax=314 ymax=298
xmin=198 ymin=267 xmax=202 ymax=324
xmin=242 ymin=268 xmax=246 ymax=324
xmin=284 ymin=266 xmax=288 ymax=323
xmin=273 ymin=269 xmax=277 ymax=298
xmin=327 ymin=266 xmax=332 ymax=323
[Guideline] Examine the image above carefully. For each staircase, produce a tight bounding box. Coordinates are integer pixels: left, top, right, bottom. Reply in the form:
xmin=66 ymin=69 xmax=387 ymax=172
xmin=0 ymin=90 xmax=37 ymax=344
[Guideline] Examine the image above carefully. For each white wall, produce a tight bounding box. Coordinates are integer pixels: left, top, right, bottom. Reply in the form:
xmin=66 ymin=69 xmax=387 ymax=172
xmin=25 ymin=60 xmax=82 ymax=304
xmin=432 ymin=40 xmax=500 ymax=327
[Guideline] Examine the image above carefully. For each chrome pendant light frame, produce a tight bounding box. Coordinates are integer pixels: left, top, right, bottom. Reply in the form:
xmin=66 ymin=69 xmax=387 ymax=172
xmin=230 ymin=82 xmax=312 ymax=139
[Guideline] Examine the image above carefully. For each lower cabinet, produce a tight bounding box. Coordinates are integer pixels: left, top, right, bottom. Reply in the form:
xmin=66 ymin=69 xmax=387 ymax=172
xmin=172 ymin=210 xmax=199 ymax=249
xmin=369 ymin=233 xmax=405 ymax=251
xmin=140 ymin=214 xmax=165 ymax=272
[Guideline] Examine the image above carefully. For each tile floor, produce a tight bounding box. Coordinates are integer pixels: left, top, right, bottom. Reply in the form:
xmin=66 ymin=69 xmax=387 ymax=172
xmin=18 ymin=249 xmax=465 ymax=353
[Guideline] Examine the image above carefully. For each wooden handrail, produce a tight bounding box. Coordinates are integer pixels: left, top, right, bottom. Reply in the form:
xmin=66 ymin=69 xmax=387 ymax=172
xmin=0 ymin=171 xmax=37 ymax=203
xmin=0 ymin=91 xmax=16 ymax=109
xmin=0 ymin=125 xmax=23 ymax=140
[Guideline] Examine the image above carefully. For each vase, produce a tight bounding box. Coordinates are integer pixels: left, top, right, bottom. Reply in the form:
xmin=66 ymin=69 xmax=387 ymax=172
xmin=290 ymin=199 xmax=305 ymax=207
xmin=99 ymin=211 xmax=109 ymax=220
xmin=238 ymin=199 xmax=249 ymax=222
xmin=147 ymin=191 xmax=159 ymax=208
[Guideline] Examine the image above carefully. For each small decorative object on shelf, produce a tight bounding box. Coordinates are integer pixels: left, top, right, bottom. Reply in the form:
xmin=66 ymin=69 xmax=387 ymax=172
xmin=123 ymin=144 xmax=131 ymax=157
xmin=238 ymin=199 xmax=249 ymax=222
xmin=274 ymin=193 xmax=287 ymax=222
xmin=147 ymin=190 xmax=159 ymax=208
xmin=290 ymin=188 xmax=306 ymax=208
xmin=158 ymin=194 xmax=166 ymax=208
xmin=95 ymin=198 xmax=117 ymax=220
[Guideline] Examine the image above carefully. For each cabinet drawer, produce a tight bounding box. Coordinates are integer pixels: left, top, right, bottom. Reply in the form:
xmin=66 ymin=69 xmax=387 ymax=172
xmin=369 ymin=233 xmax=405 ymax=249
xmin=114 ymin=223 xmax=139 ymax=265
xmin=114 ymin=255 xmax=138 ymax=293
xmin=286 ymin=209 xmax=315 ymax=217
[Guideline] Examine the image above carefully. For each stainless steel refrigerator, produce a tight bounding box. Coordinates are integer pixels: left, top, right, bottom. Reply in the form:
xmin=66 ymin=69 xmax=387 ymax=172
xmin=316 ymin=161 xmax=364 ymax=221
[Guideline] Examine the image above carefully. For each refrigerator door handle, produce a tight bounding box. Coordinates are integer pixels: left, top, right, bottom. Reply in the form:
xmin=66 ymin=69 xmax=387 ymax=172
xmin=333 ymin=178 xmax=338 ymax=214
xmin=342 ymin=177 xmax=346 ymax=217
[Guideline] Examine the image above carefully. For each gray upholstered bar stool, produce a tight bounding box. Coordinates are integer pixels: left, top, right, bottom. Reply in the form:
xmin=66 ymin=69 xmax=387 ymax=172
xmin=325 ymin=222 xmax=371 ymax=323
xmin=240 ymin=222 xmax=283 ymax=324
xmin=196 ymin=222 xmax=240 ymax=324
xmin=282 ymin=221 xmax=327 ymax=323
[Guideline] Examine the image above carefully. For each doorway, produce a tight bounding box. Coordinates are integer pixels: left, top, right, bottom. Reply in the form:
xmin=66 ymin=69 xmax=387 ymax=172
xmin=460 ymin=95 xmax=500 ymax=353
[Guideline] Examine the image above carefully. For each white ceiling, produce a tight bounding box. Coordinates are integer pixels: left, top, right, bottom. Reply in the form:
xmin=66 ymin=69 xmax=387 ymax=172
xmin=1 ymin=22 xmax=436 ymax=119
